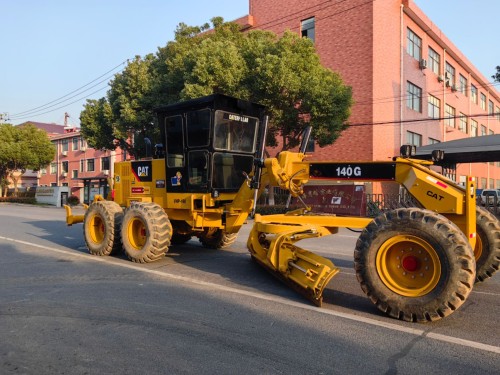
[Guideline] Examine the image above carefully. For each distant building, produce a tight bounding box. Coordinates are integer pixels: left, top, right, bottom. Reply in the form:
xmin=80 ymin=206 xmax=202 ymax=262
xmin=236 ymin=0 xmax=500 ymax=192
xmin=16 ymin=121 xmax=126 ymax=203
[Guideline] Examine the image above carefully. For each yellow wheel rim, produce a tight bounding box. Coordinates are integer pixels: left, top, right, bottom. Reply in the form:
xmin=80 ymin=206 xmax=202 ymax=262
xmin=474 ymin=235 xmax=483 ymax=262
xmin=89 ymin=214 xmax=105 ymax=244
xmin=127 ymin=217 xmax=147 ymax=251
xmin=376 ymin=235 xmax=441 ymax=297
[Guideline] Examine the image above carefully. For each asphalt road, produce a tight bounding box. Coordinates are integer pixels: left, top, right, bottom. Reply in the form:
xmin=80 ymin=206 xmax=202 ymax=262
xmin=0 ymin=203 xmax=499 ymax=374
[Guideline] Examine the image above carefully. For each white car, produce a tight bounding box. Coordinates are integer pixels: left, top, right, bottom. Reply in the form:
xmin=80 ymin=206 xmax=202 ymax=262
xmin=480 ymin=189 xmax=500 ymax=206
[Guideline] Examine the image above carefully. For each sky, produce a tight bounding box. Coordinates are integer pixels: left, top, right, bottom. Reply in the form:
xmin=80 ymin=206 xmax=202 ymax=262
xmin=1 ymin=0 xmax=498 ymax=127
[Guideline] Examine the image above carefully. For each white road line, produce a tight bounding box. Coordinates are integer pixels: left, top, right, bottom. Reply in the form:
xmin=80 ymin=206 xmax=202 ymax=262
xmin=1 ymin=235 xmax=499 ymax=355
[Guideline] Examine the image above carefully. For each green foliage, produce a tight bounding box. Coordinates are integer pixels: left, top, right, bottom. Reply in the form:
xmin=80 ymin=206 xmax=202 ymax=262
xmin=493 ymin=66 xmax=500 ymax=82
xmin=0 ymin=123 xmax=54 ymax=196
xmin=80 ymin=18 xmax=353 ymax=155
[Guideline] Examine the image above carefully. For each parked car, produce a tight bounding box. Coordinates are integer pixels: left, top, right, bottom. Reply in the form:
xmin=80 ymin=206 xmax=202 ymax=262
xmin=480 ymin=189 xmax=500 ymax=206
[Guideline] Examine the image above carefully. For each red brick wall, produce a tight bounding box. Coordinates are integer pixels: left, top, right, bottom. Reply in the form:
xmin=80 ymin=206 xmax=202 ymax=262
xmin=248 ymin=0 xmax=500 ymax=189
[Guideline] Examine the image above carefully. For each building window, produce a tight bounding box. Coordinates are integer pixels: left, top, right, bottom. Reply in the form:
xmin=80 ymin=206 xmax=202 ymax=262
xmin=428 ymin=95 xmax=440 ymax=119
xmin=481 ymin=178 xmax=487 ymax=189
xmin=50 ymin=162 xmax=57 ymax=174
xmin=496 ymin=106 xmax=500 ymax=121
xmin=301 ymin=17 xmax=315 ymax=42
xmin=489 ymin=100 xmax=494 ymax=115
xmin=87 ymin=158 xmax=95 ymax=172
xmin=471 ymin=119 xmax=478 ymax=136
xmin=481 ymin=124 xmax=487 ymax=136
xmin=61 ymin=139 xmax=69 ymax=152
xmin=444 ymin=104 xmax=455 ymax=127
xmin=72 ymin=137 xmax=79 ymax=151
xmin=480 ymin=93 xmax=486 ymax=110
xmin=428 ymin=138 xmax=440 ymax=144
xmin=62 ymin=161 xmax=68 ymax=173
xmin=471 ymin=84 xmax=478 ymax=104
xmin=428 ymin=47 xmax=440 ymax=74
xmin=406 ymin=131 xmax=422 ymax=147
xmin=445 ymin=62 xmax=455 ymax=85
xmin=407 ymin=81 xmax=422 ymax=112
xmin=80 ymin=159 xmax=85 ymax=173
xmin=72 ymin=170 xmax=78 ymax=179
xmin=407 ymin=28 xmax=421 ymax=60
xmin=101 ymin=156 xmax=110 ymax=171
xmin=80 ymin=138 xmax=86 ymax=149
xmin=459 ymin=75 xmax=467 ymax=96
xmin=459 ymin=113 xmax=468 ymax=133
xmin=490 ymin=179 xmax=495 ymax=189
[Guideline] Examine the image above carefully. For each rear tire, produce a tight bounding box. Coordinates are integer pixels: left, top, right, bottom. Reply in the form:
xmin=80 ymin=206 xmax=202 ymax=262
xmin=354 ymin=208 xmax=475 ymax=322
xmin=121 ymin=202 xmax=172 ymax=263
xmin=83 ymin=201 xmax=123 ymax=256
xmin=475 ymin=206 xmax=500 ymax=282
xmin=199 ymin=228 xmax=237 ymax=249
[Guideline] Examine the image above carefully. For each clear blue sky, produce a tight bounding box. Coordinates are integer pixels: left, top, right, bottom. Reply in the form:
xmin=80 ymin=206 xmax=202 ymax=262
xmin=1 ymin=0 xmax=498 ymax=126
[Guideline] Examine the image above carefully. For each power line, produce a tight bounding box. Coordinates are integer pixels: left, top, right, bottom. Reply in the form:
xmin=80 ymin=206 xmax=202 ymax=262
xmin=9 ymin=60 xmax=127 ymax=118
xmin=356 ymin=81 xmax=500 ymax=108
xmin=347 ymin=111 xmax=499 ymax=128
xmin=9 ymin=85 xmax=109 ymax=121
xmin=254 ymin=0 xmax=351 ymax=31
xmin=8 ymin=74 xmax=115 ymax=120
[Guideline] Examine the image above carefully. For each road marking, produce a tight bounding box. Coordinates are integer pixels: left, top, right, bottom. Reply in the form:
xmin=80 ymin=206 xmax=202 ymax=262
xmin=1 ymin=235 xmax=499 ymax=355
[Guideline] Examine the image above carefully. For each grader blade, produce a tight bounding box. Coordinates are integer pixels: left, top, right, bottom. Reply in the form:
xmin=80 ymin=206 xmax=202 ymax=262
xmin=247 ymin=215 xmax=340 ymax=306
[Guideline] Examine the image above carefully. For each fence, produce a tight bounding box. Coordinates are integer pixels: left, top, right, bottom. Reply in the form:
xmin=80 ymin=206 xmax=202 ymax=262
xmin=257 ymin=186 xmax=420 ymax=217
xmin=257 ymin=186 xmax=500 ymax=218
xmin=478 ymin=196 xmax=500 ymax=215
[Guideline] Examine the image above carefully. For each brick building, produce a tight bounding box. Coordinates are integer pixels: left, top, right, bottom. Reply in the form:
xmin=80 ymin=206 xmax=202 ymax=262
xmin=237 ymin=0 xmax=500 ymax=191
xmin=17 ymin=122 xmax=125 ymax=203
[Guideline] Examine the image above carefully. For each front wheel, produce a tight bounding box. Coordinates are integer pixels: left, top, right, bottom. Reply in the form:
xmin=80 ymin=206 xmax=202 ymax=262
xmin=121 ymin=202 xmax=172 ymax=263
xmin=354 ymin=208 xmax=475 ymax=322
xmin=83 ymin=200 xmax=123 ymax=256
xmin=475 ymin=206 xmax=500 ymax=282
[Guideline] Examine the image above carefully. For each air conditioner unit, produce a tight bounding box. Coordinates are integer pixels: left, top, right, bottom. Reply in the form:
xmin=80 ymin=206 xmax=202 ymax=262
xmin=451 ymin=84 xmax=458 ymax=92
xmin=438 ymin=75 xmax=444 ymax=82
xmin=419 ymin=59 xmax=427 ymax=69
xmin=81 ymin=146 xmax=87 ymax=151
xmin=62 ymin=172 xmax=68 ymax=177
xmin=62 ymin=151 xmax=68 ymax=156
xmin=102 ymin=169 xmax=109 ymax=175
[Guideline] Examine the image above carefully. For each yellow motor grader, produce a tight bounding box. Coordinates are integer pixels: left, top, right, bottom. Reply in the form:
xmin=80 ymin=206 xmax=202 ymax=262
xmin=65 ymin=94 xmax=500 ymax=322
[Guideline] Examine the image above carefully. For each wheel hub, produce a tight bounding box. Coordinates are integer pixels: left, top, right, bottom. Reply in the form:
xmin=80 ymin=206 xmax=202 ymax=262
xmin=376 ymin=236 xmax=441 ymax=297
xmin=402 ymin=255 xmax=419 ymax=272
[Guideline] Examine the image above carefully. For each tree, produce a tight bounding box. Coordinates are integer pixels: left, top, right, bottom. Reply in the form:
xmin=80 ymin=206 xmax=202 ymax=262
xmin=81 ymin=18 xmax=353 ymax=156
xmin=0 ymin=123 xmax=55 ymax=196
xmin=493 ymin=66 xmax=500 ymax=82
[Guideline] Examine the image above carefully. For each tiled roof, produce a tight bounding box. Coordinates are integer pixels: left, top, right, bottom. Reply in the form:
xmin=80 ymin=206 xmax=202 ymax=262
xmin=17 ymin=121 xmax=66 ymax=135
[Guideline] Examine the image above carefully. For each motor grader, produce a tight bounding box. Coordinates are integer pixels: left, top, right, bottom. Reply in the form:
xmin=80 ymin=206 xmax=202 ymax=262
xmin=65 ymin=94 xmax=500 ymax=323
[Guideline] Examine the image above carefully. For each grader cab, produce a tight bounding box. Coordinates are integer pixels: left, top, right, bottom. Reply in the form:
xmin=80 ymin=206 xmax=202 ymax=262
xmin=65 ymin=94 xmax=500 ymax=323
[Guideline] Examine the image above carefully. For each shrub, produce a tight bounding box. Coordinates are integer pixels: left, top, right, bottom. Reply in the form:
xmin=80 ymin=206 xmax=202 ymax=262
xmin=254 ymin=205 xmax=289 ymax=215
xmin=0 ymin=197 xmax=37 ymax=204
xmin=67 ymin=195 xmax=80 ymax=206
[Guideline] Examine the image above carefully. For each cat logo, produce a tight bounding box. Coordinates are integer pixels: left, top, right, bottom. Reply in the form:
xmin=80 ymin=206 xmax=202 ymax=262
xmin=137 ymin=166 xmax=149 ymax=177
xmin=132 ymin=161 xmax=152 ymax=182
